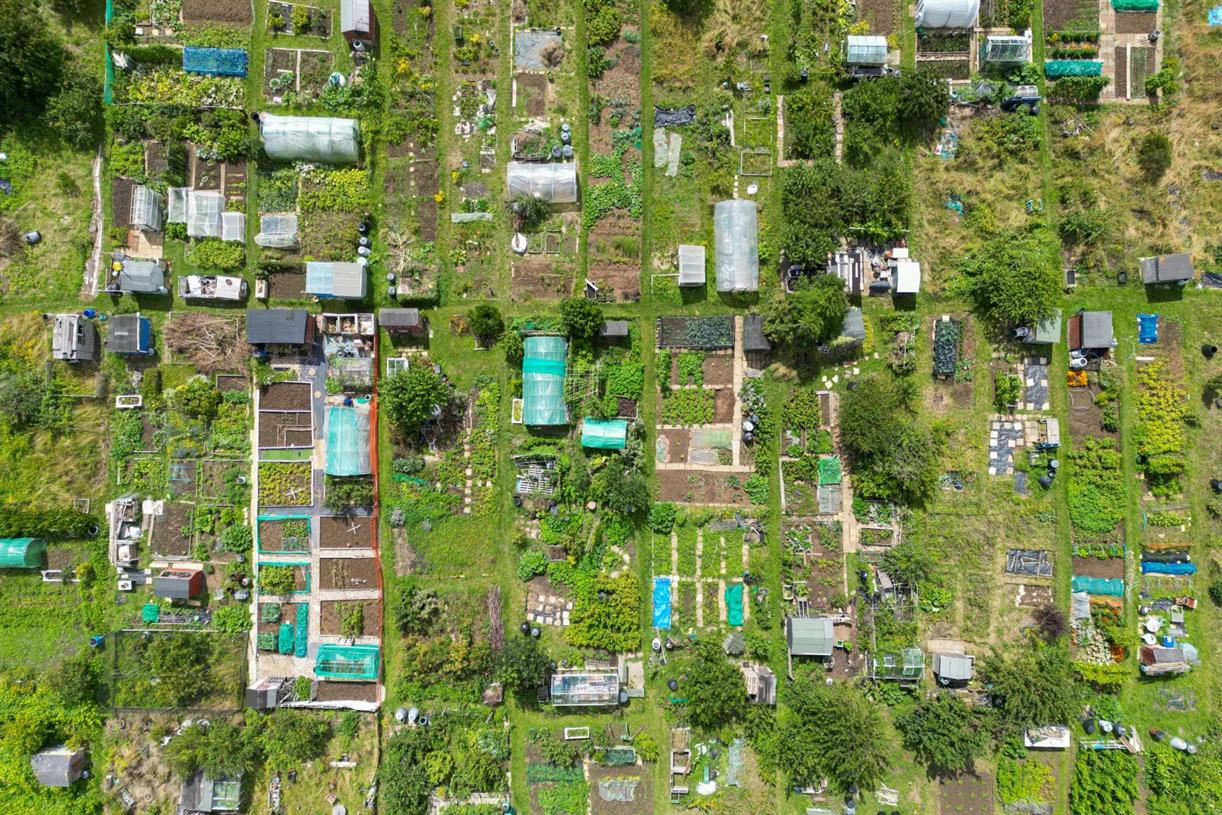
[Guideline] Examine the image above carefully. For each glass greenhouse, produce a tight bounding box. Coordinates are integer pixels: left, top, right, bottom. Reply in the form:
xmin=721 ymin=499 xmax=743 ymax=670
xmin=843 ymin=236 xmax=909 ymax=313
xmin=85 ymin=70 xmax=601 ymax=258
xmin=846 ymin=35 xmax=889 ymax=65
xmin=914 ymin=0 xmax=980 ymax=28
xmin=186 ymin=190 xmax=225 ymax=239
xmin=260 ymin=114 xmax=362 ymax=164
xmin=984 ymin=35 xmax=1030 ymax=63
xmin=713 ymin=199 xmax=759 ymax=293
xmin=506 ymin=161 xmax=579 ymax=204
xmin=129 ymin=185 xmax=164 ymax=232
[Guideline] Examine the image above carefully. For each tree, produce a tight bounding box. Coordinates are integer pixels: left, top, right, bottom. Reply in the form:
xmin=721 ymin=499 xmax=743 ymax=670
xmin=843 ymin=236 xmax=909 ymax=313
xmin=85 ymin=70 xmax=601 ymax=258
xmin=761 ymin=274 xmax=849 ymax=346
xmin=498 ymin=635 xmax=549 ymax=693
xmin=779 ymin=678 xmax=893 ymax=793
xmin=381 ymin=365 xmax=452 ymax=435
xmin=955 ymin=230 xmax=1060 ymax=327
xmin=510 ymin=193 xmax=551 ymax=231
xmin=676 ymin=640 xmax=746 ymax=732
xmin=257 ymin=709 xmax=331 ymax=767
xmin=591 ymin=459 xmax=649 ymax=517
xmin=0 ymin=367 xmax=45 ymax=429
xmin=467 ymin=304 xmax=504 ymax=345
xmin=881 ymin=539 xmax=933 ymax=586
xmin=1136 ymin=133 xmax=1172 ymax=182
xmin=46 ymin=65 xmax=103 ymax=150
xmin=839 ymin=375 xmax=940 ymax=504
xmin=898 ymin=68 xmax=951 ymax=139
xmin=171 ymin=376 xmax=221 ymax=420
xmin=0 ymin=0 xmax=66 ymax=118
xmin=1033 ymin=604 xmax=1068 ymax=641
xmin=978 ymin=646 xmax=1081 ymax=737
xmin=559 ymin=297 xmax=603 ymax=342
xmin=896 ymin=694 xmax=987 ymax=777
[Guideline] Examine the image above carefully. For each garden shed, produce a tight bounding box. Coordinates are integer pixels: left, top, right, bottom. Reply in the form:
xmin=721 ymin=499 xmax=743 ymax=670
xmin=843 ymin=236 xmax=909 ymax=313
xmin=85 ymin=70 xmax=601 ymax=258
xmin=340 ymin=0 xmax=377 ymax=41
xmin=105 ymin=313 xmax=154 ymax=356
xmin=260 ymin=114 xmax=362 ymax=164
xmin=379 ymin=308 xmax=427 ymax=336
xmin=153 ymin=567 xmax=205 ymax=600
xmin=506 ymin=161 xmax=579 ymax=203
xmin=111 ymin=257 xmax=167 ymax=294
xmin=914 ymin=0 xmax=979 ymax=27
xmin=129 ymin=184 xmax=164 ymax=232
xmin=255 ymin=213 xmax=299 ymax=249
xmin=52 ymin=314 xmax=97 ymax=363
xmin=846 ymin=35 xmax=889 ymax=65
xmin=984 ymin=35 xmax=1031 ymax=63
xmin=30 ymin=745 xmax=87 ymax=787
xmin=522 ymin=335 xmax=569 ymax=426
xmin=713 ymin=199 xmax=759 ymax=293
xmin=786 ymin=616 xmax=834 ymax=657
xmin=599 ymin=320 xmax=630 ymax=340
xmin=325 ymin=404 xmax=372 ymax=476
xmin=932 ymin=652 xmax=974 ymax=685
xmin=678 ymin=244 xmax=706 ymax=286
xmin=581 ymin=417 xmax=628 ymax=450
xmin=891 ymin=251 xmax=921 ymax=294
xmin=182 ymin=47 xmax=249 ymax=78
xmin=314 ymin=643 xmax=381 ymax=679
xmin=1140 ymin=252 xmax=1194 ymax=284
xmin=186 ymin=190 xmax=225 ymax=239
xmin=743 ymin=315 xmax=771 ymax=353
xmin=0 ymin=537 xmax=47 ymax=569
xmin=550 ymin=670 xmax=621 ymax=706
xmin=840 ymin=307 xmax=866 ymax=342
xmin=246 ymin=308 xmax=313 ymax=348
xmin=306 ymin=261 xmax=368 ymax=299
xmin=1022 ymin=310 xmax=1062 ymax=344
xmin=180 ymin=771 xmax=242 ymax=813
xmin=1068 ymin=310 xmax=1116 ymax=351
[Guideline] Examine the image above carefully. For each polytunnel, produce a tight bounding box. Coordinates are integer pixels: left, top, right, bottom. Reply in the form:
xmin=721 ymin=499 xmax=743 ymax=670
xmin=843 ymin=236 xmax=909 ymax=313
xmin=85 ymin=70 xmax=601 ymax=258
xmin=713 ymin=199 xmax=759 ymax=293
xmin=260 ymin=114 xmax=362 ymax=164
xmin=914 ymin=0 xmax=980 ymax=28
xmin=506 ymin=161 xmax=579 ymax=204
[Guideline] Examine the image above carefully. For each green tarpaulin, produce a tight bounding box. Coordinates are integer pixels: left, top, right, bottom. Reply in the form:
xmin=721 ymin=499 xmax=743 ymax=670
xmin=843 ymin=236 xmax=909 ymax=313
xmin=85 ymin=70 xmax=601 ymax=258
xmin=1071 ymin=576 xmax=1124 ymax=596
xmin=1045 ymin=60 xmax=1103 ymax=78
xmin=581 ymin=417 xmax=628 ymax=449
xmin=1112 ymin=0 xmax=1158 ymax=9
xmin=278 ymin=623 xmax=295 ymax=654
xmin=325 ymin=404 xmax=372 ymax=476
xmin=818 ymin=456 xmax=842 ymax=486
xmin=295 ymin=603 xmax=309 ymax=658
xmin=522 ymin=336 xmax=569 ymax=426
xmin=141 ymin=603 xmax=161 ymax=624
xmin=0 ymin=537 xmax=46 ymax=569
xmin=725 ymin=583 xmax=744 ymax=627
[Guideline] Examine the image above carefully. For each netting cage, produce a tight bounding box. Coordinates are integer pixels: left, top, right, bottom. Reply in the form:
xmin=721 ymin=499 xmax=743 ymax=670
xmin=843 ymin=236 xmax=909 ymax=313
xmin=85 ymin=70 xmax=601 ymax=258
xmin=130 ymin=185 xmax=164 ymax=231
xmin=846 ymin=35 xmax=889 ymax=65
xmin=255 ymin=213 xmax=299 ymax=248
xmin=914 ymin=0 xmax=980 ymax=27
xmin=326 ymin=405 xmax=372 ymax=476
xmin=221 ymin=211 xmax=246 ymax=242
xmin=713 ymin=199 xmax=759 ymax=293
xmin=506 ymin=161 xmax=579 ymax=204
xmin=260 ymin=114 xmax=362 ymax=164
xmin=187 ymin=190 xmax=224 ymax=238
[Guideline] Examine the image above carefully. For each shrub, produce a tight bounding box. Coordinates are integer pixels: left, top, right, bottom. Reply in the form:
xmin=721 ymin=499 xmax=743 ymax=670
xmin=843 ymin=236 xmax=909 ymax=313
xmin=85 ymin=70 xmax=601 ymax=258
xmin=47 ymin=65 xmax=103 ymax=150
xmin=517 ymin=549 xmax=548 ymax=581
xmin=171 ymin=376 xmax=221 ymax=420
xmin=382 ymin=365 xmax=453 ymax=434
xmin=560 ymin=297 xmax=603 ymax=341
xmin=467 ymin=305 xmax=504 ymax=344
xmin=648 ymin=503 xmax=677 ymax=534
xmin=1136 ymin=133 xmax=1172 ymax=182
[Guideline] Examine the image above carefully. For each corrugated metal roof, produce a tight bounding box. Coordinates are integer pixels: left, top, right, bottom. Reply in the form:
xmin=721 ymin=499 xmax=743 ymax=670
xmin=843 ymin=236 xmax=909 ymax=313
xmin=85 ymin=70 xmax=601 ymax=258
xmin=246 ymin=309 xmax=310 ymax=345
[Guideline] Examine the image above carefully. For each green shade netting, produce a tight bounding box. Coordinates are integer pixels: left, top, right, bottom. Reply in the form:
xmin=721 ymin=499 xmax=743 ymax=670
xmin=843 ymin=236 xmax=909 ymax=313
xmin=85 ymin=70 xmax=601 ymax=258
xmin=278 ymin=623 xmax=295 ymax=654
xmin=1112 ymin=0 xmax=1158 ymax=9
xmin=315 ymin=644 xmax=381 ymax=679
xmin=0 ymin=537 xmax=46 ymax=568
xmin=581 ymin=417 xmax=628 ymax=449
xmin=141 ymin=603 xmax=161 ymax=624
xmin=725 ymin=583 xmax=744 ymax=626
xmin=818 ymin=456 xmax=842 ymax=486
xmin=257 ymin=632 xmax=277 ymax=651
xmin=325 ymin=405 xmax=371 ymax=476
xmin=1071 ymin=576 xmax=1124 ymax=596
xmin=260 ymin=603 xmax=282 ymax=624
xmin=1045 ymin=60 xmax=1103 ymax=77
xmin=295 ymin=604 xmax=309 ymax=657
xmin=522 ymin=336 xmax=568 ymax=426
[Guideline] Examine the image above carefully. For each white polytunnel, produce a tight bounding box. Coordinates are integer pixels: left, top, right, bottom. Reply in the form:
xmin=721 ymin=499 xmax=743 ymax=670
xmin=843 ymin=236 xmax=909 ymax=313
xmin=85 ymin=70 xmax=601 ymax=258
xmin=255 ymin=213 xmax=300 ymax=249
xmin=713 ymin=199 xmax=759 ymax=293
xmin=259 ymin=114 xmax=362 ymax=164
xmin=914 ymin=0 xmax=980 ymax=28
xmin=506 ymin=161 xmax=578 ymax=204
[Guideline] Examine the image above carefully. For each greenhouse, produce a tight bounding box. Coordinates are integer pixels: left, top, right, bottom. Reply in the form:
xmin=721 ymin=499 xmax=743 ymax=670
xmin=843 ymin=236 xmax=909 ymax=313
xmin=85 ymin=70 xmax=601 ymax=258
xmin=581 ymin=417 xmax=628 ymax=449
xmin=506 ymin=161 xmax=579 ymax=203
xmin=167 ymin=187 xmax=188 ymax=224
xmin=1045 ymin=60 xmax=1103 ymax=77
xmin=0 ymin=537 xmax=47 ymax=569
xmin=306 ymin=261 xmax=367 ymax=299
xmin=713 ymin=199 xmax=759 ymax=293
xmin=325 ymin=404 xmax=371 ymax=476
xmin=221 ymin=212 xmax=245 ymax=243
xmin=846 ymin=35 xmax=889 ymax=65
xmin=984 ymin=35 xmax=1030 ymax=63
xmin=182 ymin=47 xmax=249 ymax=78
xmin=678 ymin=244 xmax=706 ymax=286
xmin=522 ymin=335 xmax=569 ymax=426
xmin=260 ymin=114 xmax=362 ymax=164
xmin=129 ymin=185 xmax=164 ymax=232
xmin=186 ymin=190 xmax=225 ymax=239
xmin=914 ymin=0 xmax=979 ymax=28
xmin=255 ymin=213 xmax=299 ymax=249
xmin=314 ymin=644 xmax=381 ymax=679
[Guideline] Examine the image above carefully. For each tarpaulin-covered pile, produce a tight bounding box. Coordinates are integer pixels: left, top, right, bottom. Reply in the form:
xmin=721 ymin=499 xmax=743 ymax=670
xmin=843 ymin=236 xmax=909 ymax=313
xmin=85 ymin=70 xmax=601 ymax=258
xmin=725 ymin=583 xmax=744 ymax=626
xmin=326 ymin=405 xmax=372 ymax=476
xmin=1071 ymin=576 xmax=1124 ymax=596
xmin=713 ymin=199 xmax=759 ymax=293
xmin=182 ymin=47 xmax=249 ymax=78
xmin=1045 ymin=60 xmax=1103 ymax=77
xmin=581 ymin=417 xmax=628 ymax=449
xmin=260 ymin=114 xmax=362 ymax=164
xmin=522 ymin=335 xmax=569 ymax=426
xmin=652 ymin=577 xmax=672 ymax=629
xmin=1112 ymin=0 xmax=1158 ymax=9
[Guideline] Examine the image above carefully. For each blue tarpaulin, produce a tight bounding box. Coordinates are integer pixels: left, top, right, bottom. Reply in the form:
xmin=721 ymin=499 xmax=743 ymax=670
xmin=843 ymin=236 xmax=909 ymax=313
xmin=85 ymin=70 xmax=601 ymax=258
xmin=653 ymin=577 xmax=672 ymax=629
xmin=1142 ymin=561 xmax=1197 ymax=575
xmin=1137 ymin=313 xmax=1159 ymax=344
xmin=325 ymin=405 xmax=371 ymax=476
xmin=182 ymin=47 xmax=249 ymax=78
xmin=1072 ymin=576 xmax=1124 ymax=596
xmin=1210 ymin=5 xmax=1222 ymax=25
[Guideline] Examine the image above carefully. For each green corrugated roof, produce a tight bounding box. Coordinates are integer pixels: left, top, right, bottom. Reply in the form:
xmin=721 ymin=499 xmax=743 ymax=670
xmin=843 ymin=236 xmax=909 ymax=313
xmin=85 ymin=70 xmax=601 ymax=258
xmin=0 ymin=537 xmax=46 ymax=569
xmin=581 ymin=417 xmax=628 ymax=449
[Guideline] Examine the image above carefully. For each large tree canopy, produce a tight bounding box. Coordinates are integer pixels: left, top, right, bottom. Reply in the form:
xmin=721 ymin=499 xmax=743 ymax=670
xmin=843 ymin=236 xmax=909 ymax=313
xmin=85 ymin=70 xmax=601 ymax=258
xmin=381 ymin=365 xmax=453 ymax=435
xmin=839 ymin=374 xmax=941 ymax=504
xmin=955 ymin=229 xmax=1060 ymax=327
xmin=762 ymin=274 xmax=849 ymax=346
xmin=0 ymin=0 xmax=66 ymax=119
xmin=675 ymin=640 xmax=746 ymax=733
xmin=779 ymin=678 xmax=894 ymax=793
xmin=896 ymin=694 xmax=988 ymax=777
xmin=978 ymin=646 xmax=1081 ymax=737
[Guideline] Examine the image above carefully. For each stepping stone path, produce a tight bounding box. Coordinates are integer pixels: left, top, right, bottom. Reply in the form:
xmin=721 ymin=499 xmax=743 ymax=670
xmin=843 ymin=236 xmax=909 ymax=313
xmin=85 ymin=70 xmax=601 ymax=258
xmin=1022 ymin=356 xmax=1051 ymax=410
xmin=988 ymin=418 xmax=1025 ymax=475
xmin=526 ymin=591 xmax=573 ymax=627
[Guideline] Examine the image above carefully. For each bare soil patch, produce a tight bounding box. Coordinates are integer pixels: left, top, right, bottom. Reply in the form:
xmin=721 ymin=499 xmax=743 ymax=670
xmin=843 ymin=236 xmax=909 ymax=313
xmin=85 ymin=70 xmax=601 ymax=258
xmin=183 ymin=0 xmax=253 ymax=25
xmin=1115 ymin=11 xmax=1156 ymax=34
xmin=153 ymin=502 xmax=194 ymax=558
xmin=515 ymin=72 xmax=549 ymax=117
xmin=856 ymin=0 xmax=897 ymax=33
xmin=1043 ymin=0 xmax=1096 ymax=30
xmin=657 ymin=428 xmax=691 ymax=464
xmin=258 ymin=518 xmax=310 ymax=553
xmin=1016 ymin=583 xmax=1054 ymax=608
xmin=1072 ymin=556 xmax=1125 ymax=579
xmin=319 ymin=515 xmax=374 ymax=549
xmin=260 ymin=382 xmax=312 ymax=410
xmin=657 ymin=470 xmax=750 ymax=504
xmin=391 ymin=527 xmax=424 ymax=576
xmin=713 ymin=388 xmax=735 ymax=422
xmin=259 ymin=410 xmax=313 ymax=448
xmin=318 ymin=557 xmax=379 ymax=590
xmin=320 ymin=599 xmax=383 ymax=637
xmin=939 ymin=772 xmax=993 ymax=815
xmin=703 ymin=354 xmax=734 ymax=387
xmin=267 ymin=269 xmax=306 ymax=299
xmin=587 ymin=263 xmax=641 ymax=302
xmin=314 ymin=680 xmax=378 ymax=702
xmin=511 ymin=258 xmax=572 ymax=301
